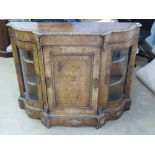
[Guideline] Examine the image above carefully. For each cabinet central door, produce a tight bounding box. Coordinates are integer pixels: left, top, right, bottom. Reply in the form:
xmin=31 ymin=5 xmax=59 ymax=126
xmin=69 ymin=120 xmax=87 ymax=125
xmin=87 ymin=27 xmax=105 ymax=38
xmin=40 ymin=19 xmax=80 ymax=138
xmin=43 ymin=46 xmax=101 ymax=114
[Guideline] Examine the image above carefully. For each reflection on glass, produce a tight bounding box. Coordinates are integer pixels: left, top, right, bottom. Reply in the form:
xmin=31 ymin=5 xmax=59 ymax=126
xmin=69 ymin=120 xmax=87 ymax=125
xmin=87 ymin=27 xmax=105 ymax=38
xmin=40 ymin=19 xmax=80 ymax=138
xmin=112 ymin=49 xmax=126 ymax=61
xmin=18 ymin=48 xmax=38 ymax=100
xmin=108 ymin=48 xmax=129 ymax=102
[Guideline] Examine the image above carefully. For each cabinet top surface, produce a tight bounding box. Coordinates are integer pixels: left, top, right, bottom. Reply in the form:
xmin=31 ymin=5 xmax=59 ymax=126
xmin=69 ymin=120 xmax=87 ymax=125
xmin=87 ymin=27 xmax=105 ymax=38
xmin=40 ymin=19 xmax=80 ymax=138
xmin=7 ymin=22 xmax=141 ymax=35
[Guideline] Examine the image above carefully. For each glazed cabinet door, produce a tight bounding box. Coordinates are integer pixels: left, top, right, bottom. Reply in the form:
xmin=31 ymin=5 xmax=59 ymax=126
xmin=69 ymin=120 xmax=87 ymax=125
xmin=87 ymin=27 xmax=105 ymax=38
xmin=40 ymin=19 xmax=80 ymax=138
xmin=43 ymin=46 xmax=101 ymax=114
xmin=13 ymin=40 xmax=42 ymax=109
xmin=108 ymin=48 xmax=130 ymax=102
xmin=104 ymin=41 xmax=134 ymax=108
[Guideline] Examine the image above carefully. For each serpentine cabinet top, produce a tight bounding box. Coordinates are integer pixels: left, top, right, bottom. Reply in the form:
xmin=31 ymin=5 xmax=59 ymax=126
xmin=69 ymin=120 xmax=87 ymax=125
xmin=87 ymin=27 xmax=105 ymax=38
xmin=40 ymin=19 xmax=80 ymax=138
xmin=7 ymin=22 xmax=141 ymax=36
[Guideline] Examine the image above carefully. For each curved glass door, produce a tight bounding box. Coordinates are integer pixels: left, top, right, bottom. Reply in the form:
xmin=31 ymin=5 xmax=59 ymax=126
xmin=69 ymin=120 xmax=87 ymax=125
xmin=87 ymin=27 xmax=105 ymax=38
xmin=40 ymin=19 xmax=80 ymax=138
xmin=18 ymin=48 xmax=38 ymax=101
xmin=108 ymin=48 xmax=130 ymax=102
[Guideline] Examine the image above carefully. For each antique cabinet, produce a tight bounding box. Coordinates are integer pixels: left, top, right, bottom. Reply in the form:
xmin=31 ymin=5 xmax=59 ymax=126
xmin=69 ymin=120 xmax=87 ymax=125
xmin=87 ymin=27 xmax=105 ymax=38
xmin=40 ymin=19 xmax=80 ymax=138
xmin=7 ymin=22 xmax=141 ymax=128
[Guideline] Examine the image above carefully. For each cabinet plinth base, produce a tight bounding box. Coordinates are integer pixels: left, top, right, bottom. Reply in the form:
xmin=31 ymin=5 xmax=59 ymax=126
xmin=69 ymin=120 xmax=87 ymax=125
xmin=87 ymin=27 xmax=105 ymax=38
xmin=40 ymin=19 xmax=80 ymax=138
xmin=19 ymin=96 xmax=131 ymax=128
xmin=18 ymin=97 xmax=42 ymax=119
xmin=40 ymin=98 xmax=131 ymax=129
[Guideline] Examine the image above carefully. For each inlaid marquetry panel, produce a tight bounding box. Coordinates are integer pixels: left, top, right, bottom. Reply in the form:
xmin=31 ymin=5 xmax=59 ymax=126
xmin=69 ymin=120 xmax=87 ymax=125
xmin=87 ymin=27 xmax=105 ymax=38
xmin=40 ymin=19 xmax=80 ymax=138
xmin=52 ymin=54 xmax=92 ymax=107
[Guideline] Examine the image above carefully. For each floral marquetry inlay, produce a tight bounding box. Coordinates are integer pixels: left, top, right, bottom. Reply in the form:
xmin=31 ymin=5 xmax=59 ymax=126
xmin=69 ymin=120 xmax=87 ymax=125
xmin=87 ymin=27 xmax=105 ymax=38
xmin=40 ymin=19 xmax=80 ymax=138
xmin=52 ymin=54 xmax=93 ymax=107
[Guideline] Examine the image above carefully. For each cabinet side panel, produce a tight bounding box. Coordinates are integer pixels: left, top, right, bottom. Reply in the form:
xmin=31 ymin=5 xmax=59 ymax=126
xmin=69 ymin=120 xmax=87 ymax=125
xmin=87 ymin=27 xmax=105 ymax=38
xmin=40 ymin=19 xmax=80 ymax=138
xmin=124 ymin=38 xmax=139 ymax=97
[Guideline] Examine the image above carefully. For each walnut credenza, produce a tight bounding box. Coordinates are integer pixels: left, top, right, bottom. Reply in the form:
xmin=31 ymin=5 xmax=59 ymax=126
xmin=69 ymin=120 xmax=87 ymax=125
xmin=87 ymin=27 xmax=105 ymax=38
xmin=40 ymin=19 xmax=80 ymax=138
xmin=7 ymin=22 xmax=141 ymax=128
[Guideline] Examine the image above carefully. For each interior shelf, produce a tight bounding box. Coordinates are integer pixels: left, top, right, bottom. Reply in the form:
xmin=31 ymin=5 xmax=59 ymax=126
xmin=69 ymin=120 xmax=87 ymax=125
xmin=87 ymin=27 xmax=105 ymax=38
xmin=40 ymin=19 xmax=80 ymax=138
xmin=112 ymin=56 xmax=125 ymax=64
xmin=110 ymin=55 xmax=128 ymax=80
xmin=26 ymin=75 xmax=37 ymax=85
xmin=109 ymin=75 xmax=123 ymax=86
xmin=23 ymin=57 xmax=34 ymax=64
xmin=108 ymin=79 xmax=125 ymax=102
xmin=26 ymin=79 xmax=37 ymax=86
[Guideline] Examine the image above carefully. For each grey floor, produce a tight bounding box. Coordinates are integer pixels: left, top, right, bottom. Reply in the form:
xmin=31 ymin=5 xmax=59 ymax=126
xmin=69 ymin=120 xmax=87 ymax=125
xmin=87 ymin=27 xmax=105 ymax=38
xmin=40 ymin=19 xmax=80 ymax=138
xmin=0 ymin=56 xmax=155 ymax=135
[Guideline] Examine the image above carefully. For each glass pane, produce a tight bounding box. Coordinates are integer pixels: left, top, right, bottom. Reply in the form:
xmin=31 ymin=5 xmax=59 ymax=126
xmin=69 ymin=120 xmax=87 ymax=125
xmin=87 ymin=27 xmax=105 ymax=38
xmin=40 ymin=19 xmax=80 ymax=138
xmin=17 ymin=48 xmax=38 ymax=100
xmin=108 ymin=48 xmax=129 ymax=102
xmin=22 ymin=50 xmax=33 ymax=61
xmin=25 ymin=84 xmax=38 ymax=100
xmin=112 ymin=49 xmax=126 ymax=61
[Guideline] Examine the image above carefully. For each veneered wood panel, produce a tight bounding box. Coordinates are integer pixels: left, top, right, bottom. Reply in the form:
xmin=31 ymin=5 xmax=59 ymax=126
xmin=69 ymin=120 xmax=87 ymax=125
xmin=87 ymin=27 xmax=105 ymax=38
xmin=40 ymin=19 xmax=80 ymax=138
xmin=104 ymin=27 xmax=140 ymax=43
xmin=52 ymin=54 xmax=92 ymax=107
xmin=41 ymin=35 xmax=103 ymax=46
